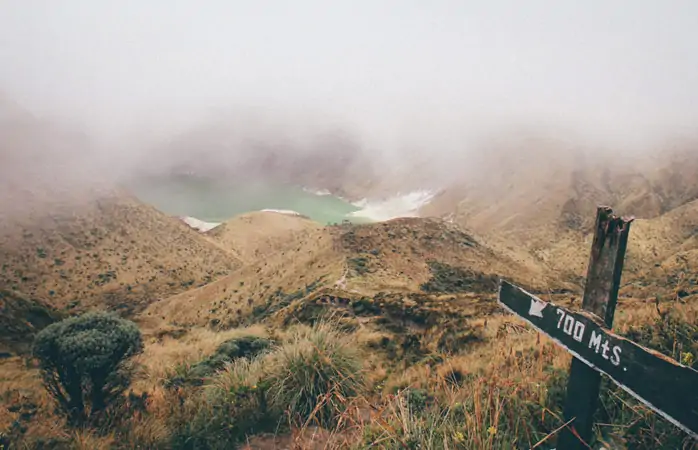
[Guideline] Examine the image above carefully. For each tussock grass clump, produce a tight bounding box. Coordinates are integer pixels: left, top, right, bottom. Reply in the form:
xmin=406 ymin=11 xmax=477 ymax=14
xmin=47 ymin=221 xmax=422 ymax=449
xmin=134 ymin=325 xmax=268 ymax=388
xmin=168 ymin=320 xmax=366 ymax=447
xmin=265 ymin=320 xmax=367 ymax=427
xmin=169 ymin=358 xmax=278 ymax=450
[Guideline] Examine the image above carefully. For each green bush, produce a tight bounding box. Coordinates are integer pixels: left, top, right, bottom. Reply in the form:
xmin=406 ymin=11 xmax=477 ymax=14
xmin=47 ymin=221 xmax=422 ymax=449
xmin=265 ymin=320 xmax=366 ymax=427
xmin=32 ymin=312 xmax=143 ymax=426
xmin=403 ymin=387 xmax=431 ymax=413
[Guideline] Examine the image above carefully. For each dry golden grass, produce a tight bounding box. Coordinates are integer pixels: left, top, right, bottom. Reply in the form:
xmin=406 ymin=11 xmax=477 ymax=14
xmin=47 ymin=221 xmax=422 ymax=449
xmin=132 ymin=324 xmax=268 ymax=391
xmin=143 ymin=225 xmax=346 ymax=327
xmin=2 ymin=291 xmax=694 ymax=449
xmin=0 ymin=194 xmax=240 ymax=313
xmin=69 ymin=429 xmax=115 ymax=450
xmin=0 ymin=357 xmax=70 ymax=446
xmin=142 ymin=215 xmax=559 ymax=330
xmin=0 ymin=358 xmax=43 ymax=400
xmin=417 ymin=144 xmax=698 ymax=298
xmin=206 ymin=211 xmax=323 ymax=263
xmin=336 ymin=218 xmax=551 ymax=293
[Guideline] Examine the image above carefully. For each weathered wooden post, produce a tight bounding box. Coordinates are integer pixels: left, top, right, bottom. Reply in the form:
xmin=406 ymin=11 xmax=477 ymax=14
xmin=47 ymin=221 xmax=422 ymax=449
xmin=498 ymin=205 xmax=698 ymax=446
xmin=557 ymin=206 xmax=633 ymax=448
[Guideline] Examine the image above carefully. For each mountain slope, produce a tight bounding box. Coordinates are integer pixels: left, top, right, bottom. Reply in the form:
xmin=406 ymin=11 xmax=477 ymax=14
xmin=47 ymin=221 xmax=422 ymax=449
xmin=143 ymin=216 xmax=551 ymax=329
xmin=0 ymin=194 xmax=240 ymax=314
xmin=0 ymin=289 xmax=61 ymax=354
xmin=419 ymin=137 xmax=698 ymax=287
xmin=335 ymin=218 xmax=548 ymax=293
xmin=0 ymin=95 xmax=241 ymax=317
xmin=621 ymin=199 xmax=698 ymax=299
xmin=205 ymin=211 xmax=322 ymax=263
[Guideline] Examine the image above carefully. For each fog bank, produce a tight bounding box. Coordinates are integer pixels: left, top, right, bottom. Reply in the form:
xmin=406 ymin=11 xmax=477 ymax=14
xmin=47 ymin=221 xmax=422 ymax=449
xmin=1 ymin=1 xmax=698 ymax=199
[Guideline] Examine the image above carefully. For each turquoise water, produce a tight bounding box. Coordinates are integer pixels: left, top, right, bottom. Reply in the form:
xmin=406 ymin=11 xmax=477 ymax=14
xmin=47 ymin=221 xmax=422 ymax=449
xmin=129 ymin=177 xmax=368 ymax=225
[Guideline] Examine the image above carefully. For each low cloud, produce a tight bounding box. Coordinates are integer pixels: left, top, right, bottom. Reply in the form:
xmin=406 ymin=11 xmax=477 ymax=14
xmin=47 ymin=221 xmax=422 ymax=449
xmin=1 ymin=0 xmax=697 ymax=210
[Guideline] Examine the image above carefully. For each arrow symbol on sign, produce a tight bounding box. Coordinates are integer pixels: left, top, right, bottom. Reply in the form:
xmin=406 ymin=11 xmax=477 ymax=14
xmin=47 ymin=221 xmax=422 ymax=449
xmin=529 ymin=297 xmax=548 ymax=318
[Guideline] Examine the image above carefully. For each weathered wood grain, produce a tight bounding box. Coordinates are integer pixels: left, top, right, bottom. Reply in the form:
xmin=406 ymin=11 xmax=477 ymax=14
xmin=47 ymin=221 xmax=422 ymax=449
xmin=558 ymin=206 xmax=633 ymax=449
xmin=580 ymin=206 xmax=633 ymax=325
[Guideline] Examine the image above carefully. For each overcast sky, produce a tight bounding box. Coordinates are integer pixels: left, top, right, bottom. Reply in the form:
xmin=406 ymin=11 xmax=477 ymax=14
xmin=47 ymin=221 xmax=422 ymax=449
xmin=1 ymin=1 xmax=698 ymax=151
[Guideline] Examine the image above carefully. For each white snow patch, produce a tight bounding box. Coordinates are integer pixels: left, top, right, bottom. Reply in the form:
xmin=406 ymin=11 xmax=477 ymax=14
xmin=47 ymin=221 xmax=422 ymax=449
xmin=179 ymin=216 xmax=222 ymax=232
xmin=302 ymin=187 xmax=332 ymax=196
xmin=260 ymin=209 xmax=303 ymax=216
xmin=348 ymin=190 xmax=435 ymax=222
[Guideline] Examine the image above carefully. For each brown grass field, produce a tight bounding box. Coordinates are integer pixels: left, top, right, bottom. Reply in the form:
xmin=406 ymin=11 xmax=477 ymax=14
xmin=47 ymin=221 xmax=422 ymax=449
xmin=2 ymin=147 xmax=698 ymax=448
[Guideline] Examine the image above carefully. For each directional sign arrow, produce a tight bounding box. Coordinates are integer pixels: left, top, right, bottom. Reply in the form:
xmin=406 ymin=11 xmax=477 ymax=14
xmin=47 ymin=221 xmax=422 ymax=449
xmin=498 ymin=280 xmax=698 ymax=440
xmin=528 ymin=296 xmax=548 ymax=318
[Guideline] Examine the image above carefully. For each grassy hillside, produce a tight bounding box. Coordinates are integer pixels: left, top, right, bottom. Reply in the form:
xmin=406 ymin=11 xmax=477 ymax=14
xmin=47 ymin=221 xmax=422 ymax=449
xmin=419 ymin=141 xmax=698 ymax=291
xmin=622 ymin=199 xmax=698 ymax=299
xmin=204 ymin=211 xmax=322 ymax=263
xmin=0 ymin=194 xmax=240 ymax=315
xmin=1 ymin=123 xmax=697 ymax=448
xmin=0 ymin=289 xmax=61 ymax=354
xmin=1 ymin=204 xmax=696 ymax=449
xmin=143 ymin=216 xmax=554 ymax=332
xmin=4 ymin=285 xmax=695 ymax=449
xmin=143 ymin=221 xmax=344 ymax=329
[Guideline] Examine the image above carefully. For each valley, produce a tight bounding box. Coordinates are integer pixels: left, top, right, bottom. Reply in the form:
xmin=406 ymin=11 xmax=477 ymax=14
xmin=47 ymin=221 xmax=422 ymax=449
xmin=3 ymin=2 xmax=698 ymax=446
xmin=1 ymin=103 xmax=697 ymax=449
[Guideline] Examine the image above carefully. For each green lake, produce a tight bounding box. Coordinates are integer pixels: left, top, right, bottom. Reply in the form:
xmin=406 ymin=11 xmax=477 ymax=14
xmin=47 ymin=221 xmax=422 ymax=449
xmin=129 ymin=177 xmax=368 ymax=225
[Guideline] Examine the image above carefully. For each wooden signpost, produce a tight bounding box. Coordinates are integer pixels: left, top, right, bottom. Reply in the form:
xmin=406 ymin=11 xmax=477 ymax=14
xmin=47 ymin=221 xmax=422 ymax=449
xmin=498 ymin=206 xmax=698 ymax=448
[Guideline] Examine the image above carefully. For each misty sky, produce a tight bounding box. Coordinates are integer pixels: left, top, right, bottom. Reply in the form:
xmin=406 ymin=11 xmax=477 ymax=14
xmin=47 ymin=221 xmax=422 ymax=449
xmin=1 ymin=1 xmax=698 ymax=149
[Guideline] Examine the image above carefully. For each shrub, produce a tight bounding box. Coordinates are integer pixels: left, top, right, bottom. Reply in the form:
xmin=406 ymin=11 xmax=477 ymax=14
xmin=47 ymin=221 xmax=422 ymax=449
xmin=32 ymin=312 xmax=143 ymax=426
xmin=420 ymin=261 xmax=498 ymax=294
xmin=348 ymin=257 xmax=371 ymax=275
xmin=265 ymin=320 xmax=366 ymax=427
xmin=403 ymin=387 xmax=431 ymax=413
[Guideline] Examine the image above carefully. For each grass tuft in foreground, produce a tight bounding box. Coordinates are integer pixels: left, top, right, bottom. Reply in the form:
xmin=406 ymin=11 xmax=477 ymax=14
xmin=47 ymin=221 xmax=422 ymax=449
xmin=264 ymin=319 xmax=367 ymax=428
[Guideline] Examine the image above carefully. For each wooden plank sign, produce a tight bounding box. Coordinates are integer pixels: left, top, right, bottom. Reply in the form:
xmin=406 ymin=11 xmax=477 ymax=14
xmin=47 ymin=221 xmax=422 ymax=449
xmin=498 ymin=280 xmax=698 ymax=440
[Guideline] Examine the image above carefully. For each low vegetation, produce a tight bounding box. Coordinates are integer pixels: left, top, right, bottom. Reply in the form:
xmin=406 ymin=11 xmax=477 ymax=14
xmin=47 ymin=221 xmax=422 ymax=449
xmin=0 ymin=290 xmax=60 ymax=354
xmin=420 ymin=261 xmax=499 ymax=294
xmin=1 ymin=298 xmax=695 ymax=449
xmin=164 ymin=335 xmax=273 ymax=388
xmin=32 ymin=312 xmax=143 ymax=426
xmin=264 ymin=321 xmax=366 ymax=427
